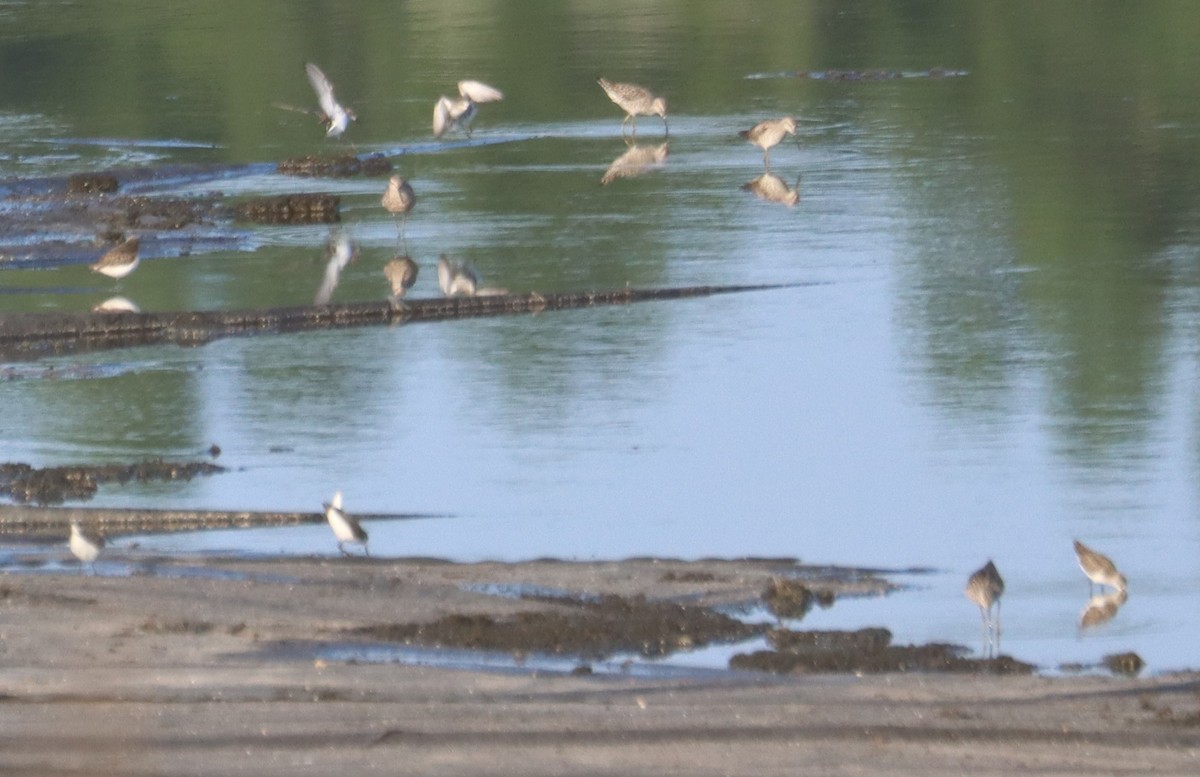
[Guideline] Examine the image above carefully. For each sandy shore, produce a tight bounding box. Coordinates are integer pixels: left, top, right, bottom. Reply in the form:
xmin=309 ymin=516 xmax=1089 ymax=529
xmin=1 ymin=554 xmax=1197 ymax=775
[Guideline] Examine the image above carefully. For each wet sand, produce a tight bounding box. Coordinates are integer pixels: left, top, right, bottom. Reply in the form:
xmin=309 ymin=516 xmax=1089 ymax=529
xmin=1 ymin=554 xmax=1197 ymax=775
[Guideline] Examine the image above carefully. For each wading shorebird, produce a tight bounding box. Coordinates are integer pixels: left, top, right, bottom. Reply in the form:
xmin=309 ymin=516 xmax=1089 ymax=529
xmin=383 ymin=256 xmax=419 ymax=308
xmin=738 ymin=117 xmax=798 ymax=169
xmin=965 ymin=560 xmax=1004 ymax=656
xmin=433 ymin=80 xmax=504 ymax=138
xmin=69 ymin=522 xmax=105 ymax=574
xmin=1073 ymin=539 xmax=1127 ymax=594
xmin=89 ymin=236 xmax=140 ymax=280
xmin=381 ymin=175 xmax=416 ymax=247
xmin=597 ymin=77 xmax=668 ymax=137
xmin=324 ymin=490 xmax=369 ymax=557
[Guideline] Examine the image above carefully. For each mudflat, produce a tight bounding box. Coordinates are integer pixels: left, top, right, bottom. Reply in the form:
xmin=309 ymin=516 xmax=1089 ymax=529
xmin=0 ymin=554 xmax=1197 ymax=776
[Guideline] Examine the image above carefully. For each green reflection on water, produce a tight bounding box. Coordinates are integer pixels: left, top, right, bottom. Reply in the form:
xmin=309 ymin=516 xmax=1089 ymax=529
xmin=1 ymin=0 xmax=1199 ymax=470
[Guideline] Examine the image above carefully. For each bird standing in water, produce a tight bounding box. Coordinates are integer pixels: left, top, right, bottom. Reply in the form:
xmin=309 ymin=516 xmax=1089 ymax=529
xmin=89 ymin=236 xmax=140 ymax=280
xmin=597 ymin=77 xmax=668 ymax=137
xmin=1073 ymin=540 xmax=1127 ymax=595
xmin=965 ymin=560 xmax=1004 ymax=656
xmin=738 ymin=117 xmax=798 ymax=169
xmin=381 ymin=175 xmax=416 ymax=248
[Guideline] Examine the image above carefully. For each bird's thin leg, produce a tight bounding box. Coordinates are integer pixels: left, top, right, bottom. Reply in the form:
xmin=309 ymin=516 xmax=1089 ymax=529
xmin=988 ymin=597 xmax=998 ymax=647
xmin=979 ymin=607 xmax=988 ymax=656
xmin=631 ymin=116 xmax=638 ymax=137
xmin=764 ymin=148 xmax=772 ymax=171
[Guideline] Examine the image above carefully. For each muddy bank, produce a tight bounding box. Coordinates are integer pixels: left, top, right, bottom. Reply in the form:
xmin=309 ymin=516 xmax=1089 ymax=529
xmin=0 ymin=459 xmax=224 ymax=506
xmin=0 ymin=553 xmax=1195 ymax=775
xmin=350 ymin=592 xmax=764 ymax=660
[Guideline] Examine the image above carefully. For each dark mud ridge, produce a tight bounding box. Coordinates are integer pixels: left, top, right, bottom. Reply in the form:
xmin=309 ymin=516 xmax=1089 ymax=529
xmin=731 ymin=628 xmax=1036 ymax=675
xmin=0 ymin=459 xmax=224 ymax=505
xmin=0 ymin=283 xmax=797 ymax=361
xmin=276 ymin=152 xmax=393 ymax=178
xmin=351 ymin=593 xmax=763 ymax=660
xmin=347 ymin=589 xmax=1037 ymax=675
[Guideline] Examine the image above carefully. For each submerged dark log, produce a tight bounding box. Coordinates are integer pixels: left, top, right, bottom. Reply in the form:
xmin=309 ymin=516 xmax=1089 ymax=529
xmin=0 ymin=504 xmax=434 ymax=540
xmin=235 ymin=193 xmax=341 ymax=224
xmin=0 ymin=283 xmax=801 ymax=360
xmin=277 ymin=152 xmax=393 ymax=178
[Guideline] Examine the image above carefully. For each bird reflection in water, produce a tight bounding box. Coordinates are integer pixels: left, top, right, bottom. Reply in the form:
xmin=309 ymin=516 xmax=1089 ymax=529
xmin=314 ymin=229 xmax=359 ymax=306
xmin=740 ymin=172 xmax=800 ymax=207
xmin=437 ymin=255 xmax=507 ymax=298
xmin=91 ymin=296 xmax=140 ymax=314
xmin=600 ymin=142 xmax=669 ymax=185
xmin=384 ymin=256 xmax=419 ymax=312
xmin=1079 ymin=588 xmax=1128 ymax=630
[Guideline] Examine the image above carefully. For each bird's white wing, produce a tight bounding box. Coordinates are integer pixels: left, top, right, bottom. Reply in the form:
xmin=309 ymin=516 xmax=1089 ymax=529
xmin=458 ymin=80 xmax=504 ymax=103
xmin=432 ymin=96 xmax=453 ymax=137
xmin=306 ymin=62 xmax=338 ymax=116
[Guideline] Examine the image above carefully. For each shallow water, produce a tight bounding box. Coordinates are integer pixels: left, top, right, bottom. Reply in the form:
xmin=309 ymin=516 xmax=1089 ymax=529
xmin=3 ymin=1 xmax=1200 ymax=674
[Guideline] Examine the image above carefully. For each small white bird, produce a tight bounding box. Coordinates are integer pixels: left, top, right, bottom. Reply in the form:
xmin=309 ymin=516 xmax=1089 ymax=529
xmin=433 ymin=80 xmax=504 ymax=138
xmin=437 ymin=255 xmax=508 ymax=298
xmin=306 ymin=62 xmax=356 ymax=138
xmin=323 ymin=490 xmax=369 ymax=557
xmin=69 ymin=522 xmax=105 ymax=573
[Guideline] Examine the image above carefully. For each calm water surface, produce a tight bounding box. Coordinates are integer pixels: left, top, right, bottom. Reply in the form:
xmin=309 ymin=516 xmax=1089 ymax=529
xmin=3 ymin=1 xmax=1200 ymax=672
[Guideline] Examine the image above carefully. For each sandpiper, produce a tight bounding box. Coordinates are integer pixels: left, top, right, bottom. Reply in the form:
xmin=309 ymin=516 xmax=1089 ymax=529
xmin=739 ymin=117 xmax=798 ymax=169
xmin=382 ymin=175 xmax=416 ymax=246
xmin=384 ymin=256 xmax=419 ymax=302
xmin=964 ymin=560 xmax=1004 ymax=655
xmin=69 ymin=522 xmax=105 ymax=573
xmin=89 ymin=236 xmax=140 ymax=280
xmin=433 ymin=80 xmax=504 ymax=138
xmin=323 ymin=490 xmax=369 ymax=557
xmin=1073 ymin=539 xmax=1127 ymax=594
xmin=305 ymin=62 xmax=356 ymax=138
xmin=597 ymin=77 xmax=668 ymax=137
